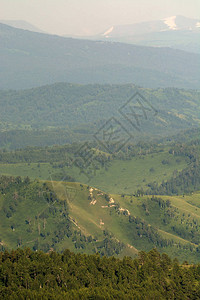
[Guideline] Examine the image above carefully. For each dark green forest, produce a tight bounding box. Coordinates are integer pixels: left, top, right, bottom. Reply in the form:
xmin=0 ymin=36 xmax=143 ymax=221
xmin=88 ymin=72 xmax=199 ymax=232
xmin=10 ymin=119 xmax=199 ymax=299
xmin=1 ymin=248 xmax=200 ymax=299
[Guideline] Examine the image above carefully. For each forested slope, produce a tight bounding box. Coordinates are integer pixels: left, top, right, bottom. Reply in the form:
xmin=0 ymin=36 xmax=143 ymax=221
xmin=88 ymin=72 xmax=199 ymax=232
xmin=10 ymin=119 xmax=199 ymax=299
xmin=0 ymin=84 xmax=199 ymax=149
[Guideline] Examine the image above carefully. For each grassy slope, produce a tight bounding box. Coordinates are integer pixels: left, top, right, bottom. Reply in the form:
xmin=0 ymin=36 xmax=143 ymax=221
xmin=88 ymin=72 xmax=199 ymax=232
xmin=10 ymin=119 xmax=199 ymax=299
xmin=87 ymin=150 xmax=187 ymax=193
xmin=52 ymin=182 xmax=200 ymax=262
xmin=0 ymin=143 xmax=199 ymax=262
xmin=0 ymin=150 xmax=188 ymax=194
xmin=1 ymin=177 xmax=200 ymax=262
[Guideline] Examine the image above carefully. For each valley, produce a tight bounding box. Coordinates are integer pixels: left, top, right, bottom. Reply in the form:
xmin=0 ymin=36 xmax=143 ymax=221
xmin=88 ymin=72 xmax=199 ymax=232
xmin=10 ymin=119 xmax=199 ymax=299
xmin=1 ymin=2 xmax=200 ymax=298
xmin=0 ymin=147 xmax=188 ymax=194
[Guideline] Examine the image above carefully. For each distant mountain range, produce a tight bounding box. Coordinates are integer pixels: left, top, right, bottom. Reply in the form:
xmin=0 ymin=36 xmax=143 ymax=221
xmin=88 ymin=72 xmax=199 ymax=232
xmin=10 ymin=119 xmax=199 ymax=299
xmin=71 ymin=16 xmax=200 ymax=54
xmin=101 ymin=16 xmax=200 ymax=37
xmin=0 ymin=22 xmax=199 ymax=89
xmin=0 ymin=20 xmax=44 ymax=33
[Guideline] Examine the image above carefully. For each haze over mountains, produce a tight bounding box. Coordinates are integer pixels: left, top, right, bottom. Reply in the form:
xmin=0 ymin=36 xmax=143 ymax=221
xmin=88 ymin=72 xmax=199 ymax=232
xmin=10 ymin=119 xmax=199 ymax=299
xmin=0 ymin=22 xmax=199 ymax=90
xmin=101 ymin=16 xmax=200 ymax=38
xmin=73 ymin=16 xmax=200 ymax=54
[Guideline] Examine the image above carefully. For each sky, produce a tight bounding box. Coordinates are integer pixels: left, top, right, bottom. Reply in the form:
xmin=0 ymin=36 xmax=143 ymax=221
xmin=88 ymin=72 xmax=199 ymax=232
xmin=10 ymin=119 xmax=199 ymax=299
xmin=0 ymin=0 xmax=200 ymax=36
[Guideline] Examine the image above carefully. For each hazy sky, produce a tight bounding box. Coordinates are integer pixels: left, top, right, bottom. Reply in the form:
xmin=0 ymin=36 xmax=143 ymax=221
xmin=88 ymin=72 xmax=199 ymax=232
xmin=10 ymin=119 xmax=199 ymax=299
xmin=0 ymin=0 xmax=200 ymax=36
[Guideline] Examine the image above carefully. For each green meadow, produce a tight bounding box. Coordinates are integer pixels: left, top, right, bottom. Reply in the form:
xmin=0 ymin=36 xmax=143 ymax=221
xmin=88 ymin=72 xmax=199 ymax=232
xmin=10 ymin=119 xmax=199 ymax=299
xmin=0 ymin=150 xmax=188 ymax=194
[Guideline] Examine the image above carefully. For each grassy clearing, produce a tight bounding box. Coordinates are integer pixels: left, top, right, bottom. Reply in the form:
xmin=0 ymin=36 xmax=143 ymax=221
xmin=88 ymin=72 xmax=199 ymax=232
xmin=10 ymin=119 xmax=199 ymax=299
xmin=0 ymin=150 xmax=188 ymax=194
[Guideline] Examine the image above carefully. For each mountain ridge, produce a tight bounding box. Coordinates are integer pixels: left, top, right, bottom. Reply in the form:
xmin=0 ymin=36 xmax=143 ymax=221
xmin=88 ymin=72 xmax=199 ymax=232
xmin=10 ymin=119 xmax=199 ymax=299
xmin=0 ymin=19 xmax=44 ymax=33
xmin=0 ymin=23 xmax=199 ymax=89
xmin=101 ymin=16 xmax=200 ymax=38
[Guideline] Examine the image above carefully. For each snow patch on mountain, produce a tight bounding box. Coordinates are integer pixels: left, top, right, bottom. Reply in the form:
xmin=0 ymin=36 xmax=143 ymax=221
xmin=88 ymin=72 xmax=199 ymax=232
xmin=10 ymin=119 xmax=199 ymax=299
xmin=102 ymin=26 xmax=114 ymax=37
xmin=163 ymin=16 xmax=177 ymax=30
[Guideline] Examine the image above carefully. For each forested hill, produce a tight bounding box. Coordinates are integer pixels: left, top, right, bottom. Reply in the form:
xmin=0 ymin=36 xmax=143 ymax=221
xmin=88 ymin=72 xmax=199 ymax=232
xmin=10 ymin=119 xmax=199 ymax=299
xmin=0 ymin=83 xmax=199 ymax=149
xmin=0 ymin=23 xmax=199 ymax=89
xmin=1 ymin=248 xmax=200 ymax=299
